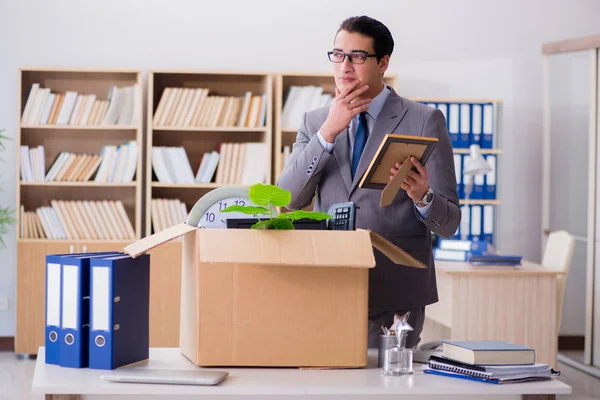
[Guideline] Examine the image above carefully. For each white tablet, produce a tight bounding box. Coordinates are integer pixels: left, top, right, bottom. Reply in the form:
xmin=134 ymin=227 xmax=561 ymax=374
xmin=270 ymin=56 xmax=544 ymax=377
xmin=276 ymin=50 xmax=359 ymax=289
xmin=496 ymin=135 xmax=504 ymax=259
xmin=100 ymin=368 xmax=229 ymax=386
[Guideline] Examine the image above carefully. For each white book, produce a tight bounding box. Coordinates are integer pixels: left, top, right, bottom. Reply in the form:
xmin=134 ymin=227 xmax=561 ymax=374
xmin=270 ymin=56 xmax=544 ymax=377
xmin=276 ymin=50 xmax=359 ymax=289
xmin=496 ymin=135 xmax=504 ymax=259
xmin=57 ymin=91 xmax=78 ymax=125
xmin=30 ymin=88 xmax=50 ymax=125
xmin=195 ymin=152 xmax=210 ymax=183
xmin=68 ymin=95 xmax=85 ymax=125
xmin=20 ymin=146 xmax=33 ymax=181
xmin=79 ymin=95 xmax=97 ymax=125
xmin=121 ymin=141 xmax=138 ymax=182
xmin=202 ymin=151 xmax=220 ymax=184
xmin=173 ymin=147 xmax=195 ymax=184
xmin=21 ymin=83 xmax=40 ymax=124
xmin=36 ymin=145 xmax=46 ymax=182
xmin=281 ymin=86 xmax=298 ymax=129
xmin=151 ymin=147 xmax=173 ymax=183
xmin=102 ymin=86 xmax=122 ymax=125
xmin=38 ymin=93 xmax=56 ymax=125
xmin=117 ymin=86 xmax=134 ymax=125
xmin=237 ymin=91 xmax=252 ymax=127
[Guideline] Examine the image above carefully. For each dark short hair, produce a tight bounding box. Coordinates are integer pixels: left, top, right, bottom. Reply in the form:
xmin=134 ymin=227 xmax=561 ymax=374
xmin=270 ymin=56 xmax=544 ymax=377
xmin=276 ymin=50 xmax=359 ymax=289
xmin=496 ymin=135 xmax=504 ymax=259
xmin=336 ymin=16 xmax=394 ymax=62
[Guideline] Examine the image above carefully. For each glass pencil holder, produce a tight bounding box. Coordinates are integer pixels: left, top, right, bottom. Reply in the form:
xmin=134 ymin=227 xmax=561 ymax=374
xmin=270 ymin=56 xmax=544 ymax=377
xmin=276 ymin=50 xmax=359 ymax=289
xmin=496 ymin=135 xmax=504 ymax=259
xmin=381 ymin=346 xmax=413 ymax=376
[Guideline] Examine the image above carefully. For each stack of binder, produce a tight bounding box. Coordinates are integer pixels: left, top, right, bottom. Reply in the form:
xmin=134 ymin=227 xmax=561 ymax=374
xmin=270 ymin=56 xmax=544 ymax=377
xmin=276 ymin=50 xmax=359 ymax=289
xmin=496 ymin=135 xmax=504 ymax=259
xmin=45 ymin=251 xmax=150 ymax=369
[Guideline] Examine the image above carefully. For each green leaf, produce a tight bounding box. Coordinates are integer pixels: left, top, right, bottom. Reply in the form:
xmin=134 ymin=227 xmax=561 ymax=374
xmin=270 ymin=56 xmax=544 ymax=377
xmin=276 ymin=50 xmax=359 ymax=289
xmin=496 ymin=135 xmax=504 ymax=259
xmin=249 ymin=184 xmax=291 ymax=207
xmin=284 ymin=210 xmax=331 ymax=221
xmin=220 ymin=205 xmax=270 ymax=215
xmin=251 ymin=216 xmax=294 ymax=230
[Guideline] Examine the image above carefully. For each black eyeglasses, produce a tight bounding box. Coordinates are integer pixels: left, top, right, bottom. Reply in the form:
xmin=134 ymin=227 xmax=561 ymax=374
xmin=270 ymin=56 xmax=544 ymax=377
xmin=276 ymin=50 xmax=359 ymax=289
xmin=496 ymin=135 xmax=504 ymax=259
xmin=327 ymin=51 xmax=377 ymax=64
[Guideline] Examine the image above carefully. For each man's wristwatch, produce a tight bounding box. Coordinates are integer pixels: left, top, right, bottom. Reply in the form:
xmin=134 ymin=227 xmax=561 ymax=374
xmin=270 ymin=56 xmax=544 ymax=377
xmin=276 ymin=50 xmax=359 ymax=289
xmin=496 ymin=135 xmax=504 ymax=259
xmin=414 ymin=187 xmax=434 ymax=208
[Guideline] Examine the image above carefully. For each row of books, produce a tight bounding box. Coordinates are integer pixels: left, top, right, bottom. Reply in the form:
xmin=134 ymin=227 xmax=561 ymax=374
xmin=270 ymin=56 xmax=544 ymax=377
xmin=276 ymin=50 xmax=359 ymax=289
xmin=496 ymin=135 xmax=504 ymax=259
xmin=444 ymin=204 xmax=494 ymax=246
xmin=424 ymin=340 xmax=559 ymax=385
xmin=281 ymin=86 xmax=334 ymax=130
xmin=150 ymin=198 xmax=188 ymax=234
xmin=454 ymin=154 xmax=497 ymax=200
xmin=151 ymin=142 xmax=268 ymax=185
xmin=422 ymin=101 xmax=495 ymax=149
xmin=21 ymin=83 xmax=139 ymax=126
xmin=20 ymin=200 xmax=135 ymax=240
xmin=153 ymin=87 xmax=267 ymax=128
xmin=20 ymin=142 xmax=138 ymax=183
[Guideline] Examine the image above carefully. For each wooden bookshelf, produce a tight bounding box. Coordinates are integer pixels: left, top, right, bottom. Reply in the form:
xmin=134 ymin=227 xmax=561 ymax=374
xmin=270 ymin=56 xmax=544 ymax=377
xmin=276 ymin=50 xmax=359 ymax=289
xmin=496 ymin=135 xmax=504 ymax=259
xmin=273 ymin=72 xmax=398 ymax=184
xmin=14 ymin=67 xmax=143 ymax=355
xmin=145 ymin=70 xmax=273 ymax=237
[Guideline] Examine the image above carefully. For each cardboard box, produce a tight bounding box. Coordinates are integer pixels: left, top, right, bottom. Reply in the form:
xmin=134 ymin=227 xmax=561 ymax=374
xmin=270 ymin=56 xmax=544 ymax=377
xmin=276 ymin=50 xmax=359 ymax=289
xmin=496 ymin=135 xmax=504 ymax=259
xmin=124 ymin=223 xmax=424 ymax=368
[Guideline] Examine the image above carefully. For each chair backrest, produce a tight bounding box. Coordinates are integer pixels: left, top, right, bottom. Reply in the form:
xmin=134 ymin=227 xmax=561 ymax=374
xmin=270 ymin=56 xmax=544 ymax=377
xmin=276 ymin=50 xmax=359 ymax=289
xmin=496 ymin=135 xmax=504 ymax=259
xmin=541 ymin=230 xmax=575 ymax=333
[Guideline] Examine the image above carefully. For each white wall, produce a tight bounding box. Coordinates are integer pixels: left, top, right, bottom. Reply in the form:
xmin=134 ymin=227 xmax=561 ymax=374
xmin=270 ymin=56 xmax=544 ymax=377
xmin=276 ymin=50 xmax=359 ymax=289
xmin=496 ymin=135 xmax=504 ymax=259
xmin=1 ymin=0 xmax=599 ymax=336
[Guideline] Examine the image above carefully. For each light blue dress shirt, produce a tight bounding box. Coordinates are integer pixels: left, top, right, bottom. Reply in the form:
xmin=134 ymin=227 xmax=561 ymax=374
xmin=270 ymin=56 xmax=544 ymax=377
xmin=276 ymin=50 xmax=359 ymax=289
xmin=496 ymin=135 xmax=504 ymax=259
xmin=316 ymin=86 xmax=433 ymax=217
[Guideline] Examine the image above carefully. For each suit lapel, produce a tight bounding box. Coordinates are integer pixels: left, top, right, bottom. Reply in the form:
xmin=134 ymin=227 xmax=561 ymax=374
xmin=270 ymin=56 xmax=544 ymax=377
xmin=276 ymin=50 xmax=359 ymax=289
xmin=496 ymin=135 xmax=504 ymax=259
xmin=350 ymin=91 xmax=408 ymax=194
xmin=333 ymin=126 xmax=353 ymax=193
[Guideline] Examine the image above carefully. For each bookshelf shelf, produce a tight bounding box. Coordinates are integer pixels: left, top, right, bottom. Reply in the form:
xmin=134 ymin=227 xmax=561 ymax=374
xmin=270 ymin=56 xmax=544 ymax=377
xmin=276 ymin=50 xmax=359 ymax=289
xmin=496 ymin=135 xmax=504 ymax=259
xmin=20 ymin=181 xmax=137 ymax=187
xmin=460 ymin=200 xmax=501 ymax=205
xmin=15 ymin=67 xmax=144 ymax=355
xmin=153 ymin=126 xmax=267 ymax=133
xmin=273 ymin=72 xmax=398 ymax=183
xmin=151 ymin=182 xmax=237 ymax=189
xmin=146 ymin=70 xmax=273 ymax=237
xmin=453 ymin=148 xmax=502 ymax=155
xmin=20 ymin=125 xmax=137 ymax=130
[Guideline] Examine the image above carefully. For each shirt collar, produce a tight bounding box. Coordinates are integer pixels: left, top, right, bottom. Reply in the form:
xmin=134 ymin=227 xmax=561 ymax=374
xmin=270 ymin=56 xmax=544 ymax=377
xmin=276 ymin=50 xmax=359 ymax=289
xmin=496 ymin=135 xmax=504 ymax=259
xmin=365 ymin=85 xmax=390 ymax=120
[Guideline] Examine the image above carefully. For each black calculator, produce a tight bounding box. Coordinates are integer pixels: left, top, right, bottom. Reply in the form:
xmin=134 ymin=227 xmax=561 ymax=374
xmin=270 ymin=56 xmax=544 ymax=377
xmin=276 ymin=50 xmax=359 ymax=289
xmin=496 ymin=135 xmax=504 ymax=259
xmin=327 ymin=202 xmax=356 ymax=231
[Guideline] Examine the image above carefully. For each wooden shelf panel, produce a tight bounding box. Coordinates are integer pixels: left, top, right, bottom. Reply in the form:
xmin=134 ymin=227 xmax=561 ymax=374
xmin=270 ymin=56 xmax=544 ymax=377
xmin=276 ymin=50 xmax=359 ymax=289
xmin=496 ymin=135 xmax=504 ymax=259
xmin=453 ymin=148 xmax=502 ymax=154
xmin=152 ymin=126 xmax=267 ymax=133
xmin=152 ymin=183 xmax=244 ymax=189
xmin=20 ymin=125 xmax=137 ymax=130
xmin=17 ymin=239 xmax=131 ymax=244
xmin=20 ymin=181 xmax=137 ymax=187
xmin=459 ymin=200 xmax=501 ymax=205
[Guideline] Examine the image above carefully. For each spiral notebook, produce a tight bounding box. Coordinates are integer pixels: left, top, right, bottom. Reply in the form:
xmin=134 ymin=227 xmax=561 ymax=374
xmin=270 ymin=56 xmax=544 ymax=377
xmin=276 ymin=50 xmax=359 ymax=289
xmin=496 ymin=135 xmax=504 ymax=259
xmin=426 ymin=355 xmax=559 ymax=384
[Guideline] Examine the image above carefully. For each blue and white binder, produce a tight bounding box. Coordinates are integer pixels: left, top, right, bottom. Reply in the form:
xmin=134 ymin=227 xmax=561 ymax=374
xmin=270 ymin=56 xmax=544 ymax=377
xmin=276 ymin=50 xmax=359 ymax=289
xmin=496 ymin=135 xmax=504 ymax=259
xmin=460 ymin=205 xmax=471 ymax=240
xmin=471 ymin=104 xmax=483 ymax=146
xmin=448 ymin=103 xmax=460 ymax=148
xmin=483 ymin=205 xmax=494 ymax=243
xmin=59 ymin=252 xmax=122 ymax=368
xmin=484 ymin=155 xmax=497 ymax=199
xmin=454 ymin=154 xmax=463 ymax=199
xmin=459 ymin=103 xmax=471 ymax=148
xmin=45 ymin=254 xmax=64 ymax=365
xmin=481 ymin=103 xmax=494 ymax=149
xmin=89 ymin=253 xmax=150 ymax=370
xmin=470 ymin=205 xmax=482 ymax=242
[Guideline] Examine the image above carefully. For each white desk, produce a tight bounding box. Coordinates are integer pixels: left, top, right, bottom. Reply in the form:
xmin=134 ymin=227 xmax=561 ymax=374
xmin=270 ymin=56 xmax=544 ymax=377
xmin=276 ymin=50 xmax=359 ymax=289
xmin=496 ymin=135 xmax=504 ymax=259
xmin=32 ymin=347 xmax=571 ymax=400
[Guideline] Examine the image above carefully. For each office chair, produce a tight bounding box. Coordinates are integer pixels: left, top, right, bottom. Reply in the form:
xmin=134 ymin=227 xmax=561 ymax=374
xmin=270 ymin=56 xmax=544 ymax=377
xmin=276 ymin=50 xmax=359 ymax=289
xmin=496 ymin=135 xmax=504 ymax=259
xmin=541 ymin=230 xmax=576 ymax=333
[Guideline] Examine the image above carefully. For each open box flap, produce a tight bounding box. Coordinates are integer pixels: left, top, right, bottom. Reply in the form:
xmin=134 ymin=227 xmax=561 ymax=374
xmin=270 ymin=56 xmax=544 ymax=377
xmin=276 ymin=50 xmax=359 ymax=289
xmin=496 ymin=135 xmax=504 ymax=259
xmin=197 ymin=229 xmax=376 ymax=268
xmin=366 ymin=230 xmax=427 ymax=269
xmin=123 ymin=223 xmax=196 ymax=258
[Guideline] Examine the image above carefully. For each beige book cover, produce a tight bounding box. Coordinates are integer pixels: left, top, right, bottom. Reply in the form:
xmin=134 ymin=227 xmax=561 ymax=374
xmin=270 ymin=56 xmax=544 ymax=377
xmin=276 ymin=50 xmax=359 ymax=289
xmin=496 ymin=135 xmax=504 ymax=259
xmin=210 ymin=96 xmax=226 ymax=128
xmin=90 ymin=201 xmax=114 ymax=240
xmin=66 ymin=154 xmax=89 ymax=182
xmin=164 ymin=88 xmax=184 ymax=126
xmin=86 ymin=100 xmax=101 ymax=126
xmin=227 ymin=97 xmax=242 ymax=127
xmin=74 ymin=95 xmax=90 ymax=125
xmin=67 ymin=200 xmax=92 ymax=240
xmin=53 ymin=153 xmax=77 ymax=182
xmin=218 ymin=97 xmax=235 ymax=127
xmin=101 ymin=200 xmax=124 ymax=240
xmin=50 ymin=200 xmax=75 ymax=240
xmin=214 ymin=143 xmax=228 ymax=184
xmin=227 ymin=143 xmax=240 ymax=184
xmin=174 ymin=88 xmax=194 ymax=127
xmin=83 ymin=201 xmax=107 ymax=240
xmin=78 ymin=154 xmax=101 ymax=182
xmin=157 ymin=88 xmax=178 ymax=127
xmin=153 ymin=87 xmax=172 ymax=126
xmin=197 ymin=96 xmax=214 ymax=127
xmin=235 ymin=143 xmax=247 ymax=184
xmin=35 ymin=212 xmax=47 ymax=239
xmin=62 ymin=154 xmax=85 ymax=182
xmin=47 ymin=93 xmax=63 ymax=125
xmin=150 ymin=199 xmax=162 ymax=234
xmin=108 ymin=200 xmax=128 ymax=239
xmin=190 ymin=88 xmax=209 ymax=126
xmin=114 ymin=201 xmax=135 ymax=239
xmin=62 ymin=200 xmax=86 ymax=240
xmin=237 ymin=91 xmax=252 ymax=127
xmin=74 ymin=201 xmax=98 ymax=240
xmin=182 ymin=88 xmax=203 ymax=127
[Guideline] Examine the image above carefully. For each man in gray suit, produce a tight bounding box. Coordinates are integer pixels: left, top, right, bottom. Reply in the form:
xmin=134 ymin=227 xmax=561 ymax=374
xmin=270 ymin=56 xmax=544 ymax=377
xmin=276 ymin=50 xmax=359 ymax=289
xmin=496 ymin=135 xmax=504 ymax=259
xmin=277 ymin=16 xmax=460 ymax=348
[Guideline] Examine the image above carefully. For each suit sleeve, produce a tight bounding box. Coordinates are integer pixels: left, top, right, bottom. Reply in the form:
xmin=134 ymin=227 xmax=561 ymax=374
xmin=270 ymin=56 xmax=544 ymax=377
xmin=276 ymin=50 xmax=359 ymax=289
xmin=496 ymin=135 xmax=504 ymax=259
xmin=415 ymin=108 xmax=461 ymax=237
xmin=277 ymin=112 xmax=334 ymax=210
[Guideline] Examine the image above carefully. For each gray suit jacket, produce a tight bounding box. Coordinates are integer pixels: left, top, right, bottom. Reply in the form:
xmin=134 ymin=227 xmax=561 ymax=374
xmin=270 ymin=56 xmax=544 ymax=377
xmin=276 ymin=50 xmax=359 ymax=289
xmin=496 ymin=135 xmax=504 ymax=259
xmin=277 ymin=87 xmax=460 ymax=310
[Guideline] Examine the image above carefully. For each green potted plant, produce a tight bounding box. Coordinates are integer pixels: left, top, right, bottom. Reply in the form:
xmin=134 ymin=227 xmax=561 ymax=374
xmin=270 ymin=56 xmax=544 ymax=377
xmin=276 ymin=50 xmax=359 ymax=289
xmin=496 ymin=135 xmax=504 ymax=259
xmin=221 ymin=183 xmax=330 ymax=229
xmin=0 ymin=129 xmax=16 ymax=247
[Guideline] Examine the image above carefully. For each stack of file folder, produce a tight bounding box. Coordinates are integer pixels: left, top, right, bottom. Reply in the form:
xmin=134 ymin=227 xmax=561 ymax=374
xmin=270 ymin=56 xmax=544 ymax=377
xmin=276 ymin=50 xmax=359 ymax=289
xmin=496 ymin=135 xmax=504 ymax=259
xmin=45 ymin=251 xmax=150 ymax=369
